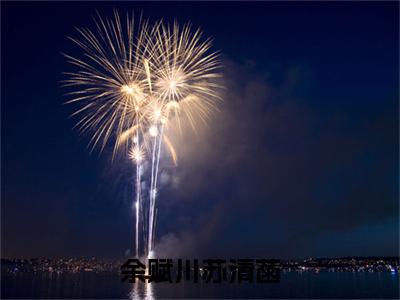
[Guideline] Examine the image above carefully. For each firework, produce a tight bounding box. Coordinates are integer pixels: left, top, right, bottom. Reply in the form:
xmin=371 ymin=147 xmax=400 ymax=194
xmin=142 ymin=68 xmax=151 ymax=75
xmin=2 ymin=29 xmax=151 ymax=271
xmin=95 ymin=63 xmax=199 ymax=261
xmin=63 ymin=10 xmax=222 ymax=258
xmin=142 ymin=20 xmax=222 ymax=254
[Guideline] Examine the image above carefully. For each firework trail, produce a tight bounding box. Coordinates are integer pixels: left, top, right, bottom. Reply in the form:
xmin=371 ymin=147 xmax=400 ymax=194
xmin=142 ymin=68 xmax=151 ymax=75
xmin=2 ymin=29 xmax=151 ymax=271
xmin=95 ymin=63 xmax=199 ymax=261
xmin=63 ymin=10 xmax=221 ymax=258
xmin=144 ymin=21 xmax=221 ymax=254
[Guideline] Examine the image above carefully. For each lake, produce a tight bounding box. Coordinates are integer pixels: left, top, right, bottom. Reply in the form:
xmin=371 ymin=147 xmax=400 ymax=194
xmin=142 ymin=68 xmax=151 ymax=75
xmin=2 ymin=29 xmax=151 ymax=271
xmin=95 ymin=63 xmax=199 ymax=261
xmin=2 ymin=271 xmax=399 ymax=298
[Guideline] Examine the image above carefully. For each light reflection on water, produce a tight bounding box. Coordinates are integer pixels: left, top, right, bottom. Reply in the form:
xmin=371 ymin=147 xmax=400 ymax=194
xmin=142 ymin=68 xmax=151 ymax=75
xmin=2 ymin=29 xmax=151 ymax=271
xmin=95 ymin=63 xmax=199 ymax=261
xmin=129 ymin=281 xmax=155 ymax=300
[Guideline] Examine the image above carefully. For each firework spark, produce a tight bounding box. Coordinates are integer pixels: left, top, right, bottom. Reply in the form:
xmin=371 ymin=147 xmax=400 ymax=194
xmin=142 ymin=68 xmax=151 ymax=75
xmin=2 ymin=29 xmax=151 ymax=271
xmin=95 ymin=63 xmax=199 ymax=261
xmin=64 ymin=10 xmax=222 ymax=258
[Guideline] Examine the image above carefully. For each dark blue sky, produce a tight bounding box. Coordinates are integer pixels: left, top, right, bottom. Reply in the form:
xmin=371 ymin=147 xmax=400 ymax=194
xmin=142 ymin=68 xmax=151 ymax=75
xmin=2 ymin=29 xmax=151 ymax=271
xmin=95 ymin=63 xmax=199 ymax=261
xmin=2 ymin=2 xmax=398 ymax=258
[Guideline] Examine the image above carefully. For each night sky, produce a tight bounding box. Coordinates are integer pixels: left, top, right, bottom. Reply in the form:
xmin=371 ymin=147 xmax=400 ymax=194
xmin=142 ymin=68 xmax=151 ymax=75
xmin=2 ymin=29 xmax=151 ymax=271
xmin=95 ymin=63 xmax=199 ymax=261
xmin=2 ymin=2 xmax=398 ymax=259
